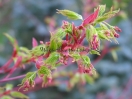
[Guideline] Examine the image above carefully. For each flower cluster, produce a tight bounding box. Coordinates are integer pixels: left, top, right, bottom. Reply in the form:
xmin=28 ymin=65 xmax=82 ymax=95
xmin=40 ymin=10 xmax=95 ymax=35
xmin=1 ymin=5 xmax=121 ymax=91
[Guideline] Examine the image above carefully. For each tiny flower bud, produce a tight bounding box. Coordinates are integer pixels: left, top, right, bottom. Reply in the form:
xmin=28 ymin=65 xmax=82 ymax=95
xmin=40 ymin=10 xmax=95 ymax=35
xmin=105 ymin=30 xmax=111 ymax=37
xmin=91 ymin=34 xmax=99 ymax=50
xmin=78 ymin=65 xmax=84 ymax=74
xmin=35 ymin=61 xmax=41 ymax=69
xmin=113 ymin=31 xmax=120 ymax=38
xmin=23 ymin=80 xmax=30 ymax=89
xmin=61 ymin=21 xmax=69 ymax=29
xmin=40 ymin=41 xmax=44 ymax=44
xmin=114 ymin=26 xmax=122 ymax=32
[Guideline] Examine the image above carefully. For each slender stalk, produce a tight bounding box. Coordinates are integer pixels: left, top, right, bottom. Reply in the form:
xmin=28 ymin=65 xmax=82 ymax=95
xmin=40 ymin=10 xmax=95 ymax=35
xmin=0 ymin=74 xmax=26 ymax=83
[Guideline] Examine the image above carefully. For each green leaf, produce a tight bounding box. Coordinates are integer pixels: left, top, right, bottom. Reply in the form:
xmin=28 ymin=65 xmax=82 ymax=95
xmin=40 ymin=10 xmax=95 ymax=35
xmin=31 ymin=44 xmax=47 ymax=56
xmin=98 ymin=5 xmax=106 ymax=16
xmin=84 ymin=74 xmax=94 ymax=84
xmin=70 ymin=53 xmax=81 ymax=61
xmin=1 ymin=96 xmax=13 ymax=99
xmin=86 ymin=25 xmax=97 ymax=40
xmin=26 ymin=72 xmax=36 ymax=80
xmin=4 ymin=33 xmax=19 ymax=50
xmin=49 ymin=40 xmax=58 ymax=51
xmin=19 ymin=72 xmax=36 ymax=90
xmin=99 ymin=23 xmax=109 ymax=30
xmin=21 ymin=72 xmax=36 ymax=85
xmin=98 ymin=32 xmax=111 ymax=41
xmin=95 ymin=8 xmax=120 ymax=23
xmin=64 ymin=23 xmax=72 ymax=34
xmin=86 ymin=28 xmax=91 ymax=41
xmin=90 ymin=25 xmax=97 ymax=34
xmin=4 ymin=33 xmax=16 ymax=45
xmin=19 ymin=47 xmax=30 ymax=54
xmin=57 ymin=9 xmax=83 ymax=20
xmin=49 ymin=29 xmax=63 ymax=51
xmin=111 ymin=50 xmax=118 ymax=62
xmin=5 ymin=84 xmax=13 ymax=91
xmin=81 ymin=55 xmax=91 ymax=65
xmin=86 ymin=25 xmax=98 ymax=47
xmin=38 ymin=66 xmax=51 ymax=76
xmin=45 ymin=52 xmax=60 ymax=67
xmin=54 ymin=28 xmax=66 ymax=39
xmin=69 ymin=73 xmax=80 ymax=88
xmin=90 ymin=50 xmax=100 ymax=55
xmin=11 ymin=91 xmax=29 ymax=99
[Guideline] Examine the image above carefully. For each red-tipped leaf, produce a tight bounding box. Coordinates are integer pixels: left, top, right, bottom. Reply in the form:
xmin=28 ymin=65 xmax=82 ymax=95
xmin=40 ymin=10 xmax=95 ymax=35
xmin=82 ymin=8 xmax=99 ymax=26
xmin=32 ymin=38 xmax=38 ymax=48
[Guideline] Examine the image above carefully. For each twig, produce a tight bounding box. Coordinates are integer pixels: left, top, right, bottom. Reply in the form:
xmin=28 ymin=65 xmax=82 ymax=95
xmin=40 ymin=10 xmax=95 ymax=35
xmin=0 ymin=74 xmax=26 ymax=83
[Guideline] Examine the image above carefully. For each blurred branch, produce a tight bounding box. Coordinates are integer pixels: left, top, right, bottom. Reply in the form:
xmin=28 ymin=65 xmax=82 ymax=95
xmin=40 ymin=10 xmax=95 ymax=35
xmin=0 ymin=74 xmax=25 ymax=83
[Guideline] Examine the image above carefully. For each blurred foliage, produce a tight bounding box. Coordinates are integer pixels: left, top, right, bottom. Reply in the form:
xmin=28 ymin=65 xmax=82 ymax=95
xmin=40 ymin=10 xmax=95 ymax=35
xmin=0 ymin=84 xmax=29 ymax=99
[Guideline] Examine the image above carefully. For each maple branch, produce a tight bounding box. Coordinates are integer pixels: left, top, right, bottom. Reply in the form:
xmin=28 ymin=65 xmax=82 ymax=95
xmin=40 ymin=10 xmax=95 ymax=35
xmin=0 ymin=74 xmax=26 ymax=83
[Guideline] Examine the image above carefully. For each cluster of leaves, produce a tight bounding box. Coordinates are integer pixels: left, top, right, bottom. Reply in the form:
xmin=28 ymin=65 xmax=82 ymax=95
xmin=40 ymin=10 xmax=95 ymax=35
xmin=0 ymin=5 xmax=121 ymax=91
xmin=0 ymin=84 xmax=28 ymax=99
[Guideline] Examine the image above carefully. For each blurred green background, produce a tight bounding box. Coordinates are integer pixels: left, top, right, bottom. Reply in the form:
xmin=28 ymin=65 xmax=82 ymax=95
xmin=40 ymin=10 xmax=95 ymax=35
xmin=0 ymin=0 xmax=132 ymax=99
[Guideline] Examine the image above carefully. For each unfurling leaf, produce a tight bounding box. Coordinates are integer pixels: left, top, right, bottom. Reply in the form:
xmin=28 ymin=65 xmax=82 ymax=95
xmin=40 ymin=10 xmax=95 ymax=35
xmin=19 ymin=47 xmax=30 ymax=54
xmin=57 ymin=9 xmax=83 ymax=20
xmin=32 ymin=38 xmax=38 ymax=48
xmin=111 ymin=50 xmax=118 ymax=62
xmin=5 ymin=84 xmax=13 ymax=91
xmin=69 ymin=73 xmax=80 ymax=89
xmin=54 ymin=28 xmax=66 ymax=39
xmin=4 ymin=34 xmax=16 ymax=45
xmin=95 ymin=8 xmax=120 ymax=23
xmin=99 ymin=23 xmax=109 ymax=30
xmin=4 ymin=33 xmax=19 ymax=51
xmin=18 ymin=72 xmax=36 ymax=91
xmin=38 ymin=66 xmax=51 ymax=76
xmin=49 ymin=38 xmax=62 ymax=51
xmin=90 ymin=25 xmax=97 ymax=34
xmin=21 ymin=72 xmax=36 ymax=86
xmin=86 ymin=25 xmax=97 ymax=41
xmin=83 ymin=8 xmax=99 ymax=26
xmin=1 ymin=96 xmax=13 ymax=99
xmin=82 ymin=55 xmax=91 ymax=65
xmin=70 ymin=53 xmax=81 ymax=62
xmin=84 ymin=74 xmax=94 ymax=84
xmin=98 ymin=5 xmax=106 ymax=16
xmin=98 ymin=32 xmax=111 ymax=41
xmin=31 ymin=44 xmax=47 ymax=56
xmin=37 ymin=66 xmax=52 ymax=87
xmin=26 ymin=72 xmax=36 ymax=80
xmin=90 ymin=50 xmax=100 ymax=55
xmin=86 ymin=28 xmax=92 ymax=41
xmin=10 ymin=91 xmax=29 ymax=99
xmin=45 ymin=52 xmax=60 ymax=67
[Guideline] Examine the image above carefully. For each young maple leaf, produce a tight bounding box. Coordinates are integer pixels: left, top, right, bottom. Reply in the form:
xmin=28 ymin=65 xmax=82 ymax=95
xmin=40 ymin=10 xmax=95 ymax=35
xmin=82 ymin=7 xmax=99 ymax=26
xmin=32 ymin=38 xmax=38 ymax=48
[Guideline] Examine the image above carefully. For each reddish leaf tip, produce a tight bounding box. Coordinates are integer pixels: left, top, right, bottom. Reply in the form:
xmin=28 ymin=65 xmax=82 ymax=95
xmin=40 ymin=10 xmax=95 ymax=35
xmin=82 ymin=7 xmax=99 ymax=26
xmin=32 ymin=38 xmax=38 ymax=48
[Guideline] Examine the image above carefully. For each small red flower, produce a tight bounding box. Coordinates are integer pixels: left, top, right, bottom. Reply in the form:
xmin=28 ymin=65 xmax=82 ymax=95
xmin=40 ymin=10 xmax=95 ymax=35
xmin=78 ymin=64 xmax=94 ymax=75
xmin=90 ymin=34 xmax=99 ymax=50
